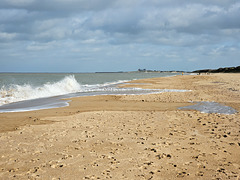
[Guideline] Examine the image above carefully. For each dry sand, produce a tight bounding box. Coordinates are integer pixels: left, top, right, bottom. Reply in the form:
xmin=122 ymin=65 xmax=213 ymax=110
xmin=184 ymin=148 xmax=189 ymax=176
xmin=0 ymin=73 xmax=239 ymax=179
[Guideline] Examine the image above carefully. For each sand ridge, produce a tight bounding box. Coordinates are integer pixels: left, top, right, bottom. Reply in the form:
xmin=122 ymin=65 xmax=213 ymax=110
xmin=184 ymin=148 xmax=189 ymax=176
xmin=0 ymin=74 xmax=239 ymax=179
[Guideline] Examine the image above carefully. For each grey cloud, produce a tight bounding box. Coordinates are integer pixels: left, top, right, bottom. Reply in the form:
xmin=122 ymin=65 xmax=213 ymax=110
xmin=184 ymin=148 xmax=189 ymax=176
xmin=0 ymin=0 xmax=239 ymax=72
xmin=84 ymin=8 xmax=144 ymax=34
xmin=0 ymin=9 xmax=30 ymax=23
xmin=0 ymin=0 xmax=114 ymax=12
xmin=1 ymin=1 xmax=239 ymax=43
xmin=76 ymin=1 xmax=240 ymax=46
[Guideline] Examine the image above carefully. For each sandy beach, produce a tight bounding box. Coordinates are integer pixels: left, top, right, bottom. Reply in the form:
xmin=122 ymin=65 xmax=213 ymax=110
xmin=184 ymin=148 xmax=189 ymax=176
xmin=0 ymin=73 xmax=239 ymax=179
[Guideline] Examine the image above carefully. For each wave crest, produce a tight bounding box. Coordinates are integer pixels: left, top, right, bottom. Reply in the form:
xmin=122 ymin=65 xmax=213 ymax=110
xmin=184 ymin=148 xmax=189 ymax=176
xmin=0 ymin=75 xmax=82 ymax=106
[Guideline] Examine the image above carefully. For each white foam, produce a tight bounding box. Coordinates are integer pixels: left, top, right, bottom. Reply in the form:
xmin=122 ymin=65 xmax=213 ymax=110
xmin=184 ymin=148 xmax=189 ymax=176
xmin=0 ymin=73 xmax=193 ymax=112
xmin=0 ymin=76 xmax=140 ymax=106
xmin=0 ymin=75 xmax=82 ymax=106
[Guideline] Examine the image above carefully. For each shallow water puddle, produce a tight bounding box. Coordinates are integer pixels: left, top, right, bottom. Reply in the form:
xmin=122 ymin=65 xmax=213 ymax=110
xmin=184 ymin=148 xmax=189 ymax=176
xmin=179 ymin=101 xmax=238 ymax=115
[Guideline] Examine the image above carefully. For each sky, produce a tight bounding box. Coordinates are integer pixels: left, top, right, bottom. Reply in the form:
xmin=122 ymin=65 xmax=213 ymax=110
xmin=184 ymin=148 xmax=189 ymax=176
xmin=0 ymin=0 xmax=240 ymax=72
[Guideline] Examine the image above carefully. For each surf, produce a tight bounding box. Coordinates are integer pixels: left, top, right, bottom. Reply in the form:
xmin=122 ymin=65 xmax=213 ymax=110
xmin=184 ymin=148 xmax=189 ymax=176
xmin=0 ymin=75 xmax=82 ymax=106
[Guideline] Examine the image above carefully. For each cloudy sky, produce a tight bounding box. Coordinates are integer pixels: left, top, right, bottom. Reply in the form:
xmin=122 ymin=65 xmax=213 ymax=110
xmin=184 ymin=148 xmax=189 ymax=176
xmin=0 ymin=0 xmax=239 ymax=72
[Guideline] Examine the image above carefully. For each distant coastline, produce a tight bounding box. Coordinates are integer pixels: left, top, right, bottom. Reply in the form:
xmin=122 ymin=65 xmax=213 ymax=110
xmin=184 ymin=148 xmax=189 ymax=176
xmin=95 ymin=69 xmax=185 ymax=73
xmin=95 ymin=66 xmax=240 ymax=74
xmin=193 ymin=66 xmax=240 ymax=73
xmin=1 ymin=66 xmax=239 ymax=74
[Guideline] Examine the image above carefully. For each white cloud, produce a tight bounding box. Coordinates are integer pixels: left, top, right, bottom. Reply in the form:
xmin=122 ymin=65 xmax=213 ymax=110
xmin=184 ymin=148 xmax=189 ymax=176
xmin=0 ymin=0 xmax=239 ymax=72
xmin=0 ymin=32 xmax=17 ymax=40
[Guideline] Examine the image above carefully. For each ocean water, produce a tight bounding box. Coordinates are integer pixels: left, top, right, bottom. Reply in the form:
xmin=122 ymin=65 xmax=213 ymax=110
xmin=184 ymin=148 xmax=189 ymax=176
xmin=179 ymin=101 xmax=237 ymax=115
xmin=0 ymin=72 xmax=183 ymax=112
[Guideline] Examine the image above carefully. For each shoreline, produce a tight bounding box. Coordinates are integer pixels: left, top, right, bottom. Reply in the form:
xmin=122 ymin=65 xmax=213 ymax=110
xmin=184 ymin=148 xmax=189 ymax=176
xmin=0 ymin=94 xmax=192 ymax=133
xmin=0 ymin=74 xmax=191 ymax=133
xmin=0 ymin=73 xmax=239 ymax=133
xmin=0 ymin=72 xmax=182 ymax=113
xmin=0 ymin=73 xmax=240 ymax=179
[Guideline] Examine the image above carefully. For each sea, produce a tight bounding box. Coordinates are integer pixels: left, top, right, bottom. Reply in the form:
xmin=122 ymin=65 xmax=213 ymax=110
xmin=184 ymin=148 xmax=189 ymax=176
xmin=0 ymin=72 xmax=184 ymax=112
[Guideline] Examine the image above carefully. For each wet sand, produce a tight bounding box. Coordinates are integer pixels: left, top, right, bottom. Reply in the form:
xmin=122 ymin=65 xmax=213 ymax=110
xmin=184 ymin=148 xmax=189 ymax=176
xmin=0 ymin=73 xmax=239 ymax=179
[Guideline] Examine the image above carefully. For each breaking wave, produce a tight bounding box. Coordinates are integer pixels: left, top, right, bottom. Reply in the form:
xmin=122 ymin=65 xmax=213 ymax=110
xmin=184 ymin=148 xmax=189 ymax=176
xmin=0 ymin=75 xmax=82 ymax=106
